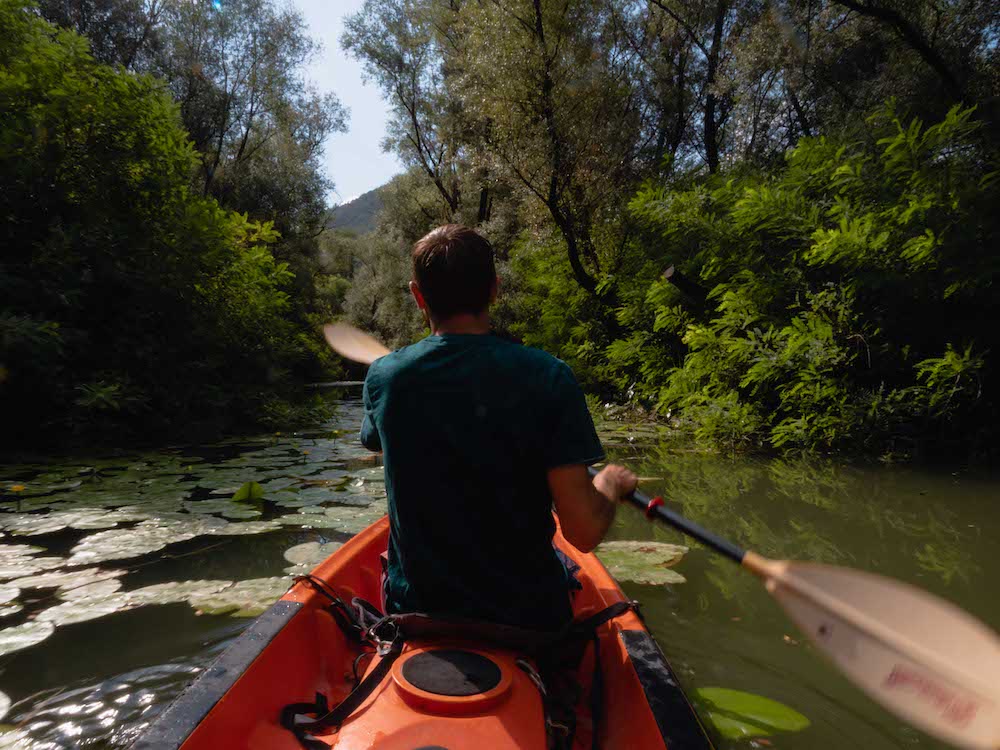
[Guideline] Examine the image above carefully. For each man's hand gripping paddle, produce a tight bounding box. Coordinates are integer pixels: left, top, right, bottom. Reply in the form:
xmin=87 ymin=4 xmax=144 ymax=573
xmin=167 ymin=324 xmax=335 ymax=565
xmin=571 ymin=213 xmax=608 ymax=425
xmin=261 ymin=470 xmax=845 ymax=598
xmin=323 ymin=322 xmax=1000 ymax=749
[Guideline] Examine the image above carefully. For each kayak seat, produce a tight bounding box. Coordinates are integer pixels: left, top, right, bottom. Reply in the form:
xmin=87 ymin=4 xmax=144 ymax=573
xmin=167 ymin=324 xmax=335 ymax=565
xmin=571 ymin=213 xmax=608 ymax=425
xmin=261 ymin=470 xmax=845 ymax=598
xmin=282 ymin=588 xmax=635 ymax=750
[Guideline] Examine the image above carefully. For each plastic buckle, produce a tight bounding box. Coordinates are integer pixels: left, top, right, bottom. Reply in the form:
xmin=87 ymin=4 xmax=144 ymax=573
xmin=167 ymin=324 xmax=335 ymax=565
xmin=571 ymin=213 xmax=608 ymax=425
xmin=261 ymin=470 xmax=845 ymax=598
xmin=367 ymin=617 xmax=398 ymax=652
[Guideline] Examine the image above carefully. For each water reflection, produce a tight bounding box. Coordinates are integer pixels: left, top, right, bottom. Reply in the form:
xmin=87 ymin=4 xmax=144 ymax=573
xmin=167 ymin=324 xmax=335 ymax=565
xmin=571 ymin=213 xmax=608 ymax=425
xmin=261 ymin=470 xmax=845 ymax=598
xmin=0 ymin=399 xmax=996 ymax=749
xmin=598 ymin=425 xmax=998 ymax=749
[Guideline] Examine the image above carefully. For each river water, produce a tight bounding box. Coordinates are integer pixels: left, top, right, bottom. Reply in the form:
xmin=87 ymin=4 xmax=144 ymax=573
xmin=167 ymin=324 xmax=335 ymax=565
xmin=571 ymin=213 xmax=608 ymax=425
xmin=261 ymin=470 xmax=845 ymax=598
xmin=0 ymin=394 xmax=996 ymax=749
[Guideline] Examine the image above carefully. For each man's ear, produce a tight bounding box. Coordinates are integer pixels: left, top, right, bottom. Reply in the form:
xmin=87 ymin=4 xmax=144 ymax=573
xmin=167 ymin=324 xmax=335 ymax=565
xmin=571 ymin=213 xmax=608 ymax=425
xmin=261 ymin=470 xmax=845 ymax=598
xmin=489 ymin=275 xmax=499 ymax=304
xmin=409 ymin=280 xmax=427 ymax=311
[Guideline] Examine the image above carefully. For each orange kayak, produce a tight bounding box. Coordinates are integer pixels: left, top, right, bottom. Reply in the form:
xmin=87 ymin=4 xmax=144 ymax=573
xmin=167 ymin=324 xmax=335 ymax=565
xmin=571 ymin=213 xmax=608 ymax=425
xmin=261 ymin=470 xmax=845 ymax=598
xmin=133 ymin=516 xmax=713 ymax=749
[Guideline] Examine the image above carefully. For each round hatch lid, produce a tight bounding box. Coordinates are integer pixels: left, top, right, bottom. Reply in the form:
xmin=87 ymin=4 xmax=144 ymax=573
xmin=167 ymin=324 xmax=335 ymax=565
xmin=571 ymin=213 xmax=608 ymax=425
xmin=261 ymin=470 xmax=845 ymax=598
xmin=392 ymin=647 xmax=512 ymax=714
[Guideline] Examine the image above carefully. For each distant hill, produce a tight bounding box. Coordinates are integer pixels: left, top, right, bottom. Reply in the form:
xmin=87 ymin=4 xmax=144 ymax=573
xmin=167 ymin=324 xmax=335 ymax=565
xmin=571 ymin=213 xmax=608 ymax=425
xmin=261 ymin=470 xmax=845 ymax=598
xmin=330 ymin=188 xmax=383 ymax=234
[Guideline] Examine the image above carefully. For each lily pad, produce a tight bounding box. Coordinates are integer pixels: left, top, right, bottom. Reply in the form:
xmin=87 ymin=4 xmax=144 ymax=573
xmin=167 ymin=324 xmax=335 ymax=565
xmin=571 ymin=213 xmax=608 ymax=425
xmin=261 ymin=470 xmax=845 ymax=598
xmin=296 ymin=469 xmax=349 ymax=484
xmin=211 ymin=520 xmax=281 ymax=535
xmin=183 ymin=499 xmax=248 ymax=516
xmin=283 ymin=541 xmax=342 ymax=568
xmin=38 ymin=593 xmax=136 ymax=626
xmin=273 ymin=491 xmax=332 ymax=509
xmin=233 ymin=481 xmax=265 ymax=502
xmin=318 ymin=503 xmax=388 ymax=534
xmin=595 ymin=541 xmax=688 ymax=585
xmin=693 ymin=687 xmax=811 ymax=739
xmin=188 ymin=577 xmax=290 ymax=617
xmin=128 ymin=579 xmax=232 ymax=607
xmin=0 ymin=508 xmax=146 ymax=536
xmin=9 ymin=568 xmax=125 ymax=593
xmin=66 ymin=516 xmax=227 ymax=565
xmin=58 ymin=577 xmax=123 ymax=601
xmin=0 ymin=620 xmax=55 ymax=656
xmin=259 ymin=477 xmax=299 ymax=493
xmin=0 ymin=544 xmax=64 ymax=579
xmin=220 ymin=507 xmax=262 ymax=520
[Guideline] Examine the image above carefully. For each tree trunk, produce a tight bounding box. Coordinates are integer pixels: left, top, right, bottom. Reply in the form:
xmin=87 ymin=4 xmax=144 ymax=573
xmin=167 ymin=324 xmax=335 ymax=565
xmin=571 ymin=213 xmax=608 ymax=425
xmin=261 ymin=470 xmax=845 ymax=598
xmin=663 ymin=265 xmax=707 ymax=303
xmin=788 ymin=84 xmax=812 ymax=138
xmin=704 ymin=0 xmax=727 ymax=174
xmin=831 ymin=0 xmax=965 ymax=102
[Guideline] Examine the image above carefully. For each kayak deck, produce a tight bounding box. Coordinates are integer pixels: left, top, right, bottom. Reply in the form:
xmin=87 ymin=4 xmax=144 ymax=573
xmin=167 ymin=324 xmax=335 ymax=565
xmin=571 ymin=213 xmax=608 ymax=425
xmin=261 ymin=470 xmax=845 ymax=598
xmin=134 ymin=517 xmax=713 ymax=749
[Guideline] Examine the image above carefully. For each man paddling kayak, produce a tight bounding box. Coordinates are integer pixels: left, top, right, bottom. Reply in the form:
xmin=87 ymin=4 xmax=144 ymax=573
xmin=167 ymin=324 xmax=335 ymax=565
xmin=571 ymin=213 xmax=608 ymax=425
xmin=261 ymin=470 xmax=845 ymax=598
xmin=360 ymin=224 xmax=637 ymax=631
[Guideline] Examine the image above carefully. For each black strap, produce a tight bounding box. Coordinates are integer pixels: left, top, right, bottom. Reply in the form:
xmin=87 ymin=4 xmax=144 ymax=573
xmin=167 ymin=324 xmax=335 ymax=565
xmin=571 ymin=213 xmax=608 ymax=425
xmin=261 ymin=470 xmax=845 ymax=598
xmin=294 ymin=574 xmax=340 ymax=603
xmin=351 ymin=597 xmax=386 ymax=632
xmin=281 ymin=637 xmax=404 ymax=738
xmin=590 ymin=633 xmax=603 ymax=750
xmin=281 ymin=597 xmax=635 ymax=747
xmin=280 ymin=694 xmax=330 ymax=750
xmin=562 ymin=600 xmax=636 ymax=641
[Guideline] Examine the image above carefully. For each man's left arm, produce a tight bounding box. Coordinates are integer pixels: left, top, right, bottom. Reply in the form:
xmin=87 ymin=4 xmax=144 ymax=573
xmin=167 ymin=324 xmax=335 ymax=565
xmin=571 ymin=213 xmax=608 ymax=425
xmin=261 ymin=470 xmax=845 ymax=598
xmin=360 ymin=374 xmax=382 ymax=452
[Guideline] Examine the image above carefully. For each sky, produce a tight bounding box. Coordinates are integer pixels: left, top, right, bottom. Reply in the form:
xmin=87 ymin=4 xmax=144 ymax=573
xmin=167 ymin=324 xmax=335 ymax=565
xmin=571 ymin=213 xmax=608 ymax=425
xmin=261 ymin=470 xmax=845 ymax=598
xmin=291 ymin=0 xmax=403 ymax=205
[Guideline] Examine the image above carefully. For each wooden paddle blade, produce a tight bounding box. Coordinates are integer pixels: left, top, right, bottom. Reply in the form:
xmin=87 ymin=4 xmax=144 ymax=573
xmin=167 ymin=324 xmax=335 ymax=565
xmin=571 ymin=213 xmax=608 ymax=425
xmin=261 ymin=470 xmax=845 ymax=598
xmin=765 ymin=560 xmax=1000 ymax=749
xmin=322 ymin=323 xmax=391 ymax=365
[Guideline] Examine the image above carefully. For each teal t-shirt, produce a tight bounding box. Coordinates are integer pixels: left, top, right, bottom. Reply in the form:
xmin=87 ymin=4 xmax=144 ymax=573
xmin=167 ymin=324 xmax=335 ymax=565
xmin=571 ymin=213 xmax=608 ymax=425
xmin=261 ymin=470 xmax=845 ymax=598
xmin=360 ymin=333 xmax=604 ymax=630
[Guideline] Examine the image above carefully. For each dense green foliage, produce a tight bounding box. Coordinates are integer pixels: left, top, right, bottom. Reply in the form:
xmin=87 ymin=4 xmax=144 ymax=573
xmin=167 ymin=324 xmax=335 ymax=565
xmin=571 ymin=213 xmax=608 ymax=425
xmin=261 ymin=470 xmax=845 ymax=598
xmin=597 ymin=105 xmax=996 ymax=457
xmin=0 ymin=1 xmax=338 ymax=447
xmin=509 ymin=105 xmax=1000 ymax=458
xmin=343 ymin=0 xmax=999 ymax=460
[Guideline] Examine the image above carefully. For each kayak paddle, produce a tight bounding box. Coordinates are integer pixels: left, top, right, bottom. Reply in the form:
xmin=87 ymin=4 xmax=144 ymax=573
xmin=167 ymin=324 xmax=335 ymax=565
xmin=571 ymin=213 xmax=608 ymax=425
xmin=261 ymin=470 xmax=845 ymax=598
xmin=323 ymin=322 xmax=390 ymax=365
xmin=324 ymin=322 xmax=1000 ymax=748
xmin=602 ymin=469 xmax=1000 ymax=750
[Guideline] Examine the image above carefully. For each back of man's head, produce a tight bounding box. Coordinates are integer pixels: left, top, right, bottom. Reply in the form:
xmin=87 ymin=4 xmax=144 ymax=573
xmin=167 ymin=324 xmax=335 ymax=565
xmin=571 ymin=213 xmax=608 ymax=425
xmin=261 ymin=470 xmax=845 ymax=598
xmin=412 ymin=224 xmax=496 ymax=320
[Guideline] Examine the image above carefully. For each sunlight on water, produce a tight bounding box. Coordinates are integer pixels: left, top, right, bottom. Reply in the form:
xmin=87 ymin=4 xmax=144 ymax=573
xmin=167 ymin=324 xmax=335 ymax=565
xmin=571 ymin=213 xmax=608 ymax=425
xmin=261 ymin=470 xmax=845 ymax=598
xmin=0 ymin=395 xmax=997 ymax=749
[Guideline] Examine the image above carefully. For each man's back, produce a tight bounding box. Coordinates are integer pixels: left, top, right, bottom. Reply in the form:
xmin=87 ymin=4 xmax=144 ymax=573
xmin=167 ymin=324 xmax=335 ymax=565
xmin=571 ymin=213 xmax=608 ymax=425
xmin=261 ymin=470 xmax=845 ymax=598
xmin=361 ymin=333 xmax=604 ymax=631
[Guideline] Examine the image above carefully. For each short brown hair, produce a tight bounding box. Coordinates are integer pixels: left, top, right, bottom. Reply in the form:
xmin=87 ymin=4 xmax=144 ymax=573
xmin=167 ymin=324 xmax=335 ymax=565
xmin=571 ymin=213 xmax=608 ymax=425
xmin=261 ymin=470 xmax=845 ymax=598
xmin=412 ymin=225 xmax=496 ymax=319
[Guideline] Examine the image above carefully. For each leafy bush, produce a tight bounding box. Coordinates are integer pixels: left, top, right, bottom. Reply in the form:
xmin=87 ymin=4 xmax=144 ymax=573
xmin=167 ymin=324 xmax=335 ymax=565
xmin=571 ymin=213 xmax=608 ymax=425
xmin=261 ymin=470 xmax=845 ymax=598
xmin=507 ymin=103 xmax=997 ymax=459
xmin=0 ymin=0 xmax=335 ymax=447
xmin=620 ymin=103 xmax=999 ymax=457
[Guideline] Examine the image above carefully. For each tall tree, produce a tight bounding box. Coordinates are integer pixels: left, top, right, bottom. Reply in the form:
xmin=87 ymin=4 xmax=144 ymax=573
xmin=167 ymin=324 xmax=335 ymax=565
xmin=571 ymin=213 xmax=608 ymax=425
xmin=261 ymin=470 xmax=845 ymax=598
xmin=343 ymin=0 xmax=465 ymax=216
xmin=452 ymin=0 xmax=651 ymax=294
xmin=36 ymin=0 xmax=164 ymax=69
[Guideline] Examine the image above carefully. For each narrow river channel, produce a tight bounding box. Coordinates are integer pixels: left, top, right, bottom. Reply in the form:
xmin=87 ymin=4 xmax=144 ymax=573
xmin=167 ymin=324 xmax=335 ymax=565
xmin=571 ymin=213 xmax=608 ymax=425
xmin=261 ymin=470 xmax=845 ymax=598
xmin=0 ymin=393 xmax=996 ymax=749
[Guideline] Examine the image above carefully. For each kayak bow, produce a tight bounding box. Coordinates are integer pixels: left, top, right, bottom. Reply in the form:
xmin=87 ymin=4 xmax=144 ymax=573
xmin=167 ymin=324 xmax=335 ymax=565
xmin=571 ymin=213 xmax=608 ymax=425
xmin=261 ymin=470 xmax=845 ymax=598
xmin=134 ymin=516 xmax=712 ymax=749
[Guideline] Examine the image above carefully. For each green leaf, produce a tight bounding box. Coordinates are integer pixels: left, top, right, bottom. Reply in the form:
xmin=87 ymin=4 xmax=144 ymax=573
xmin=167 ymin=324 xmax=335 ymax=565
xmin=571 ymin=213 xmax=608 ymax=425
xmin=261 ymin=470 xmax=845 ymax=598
xmin=693 ymin=688 xmax=811 ymax=739
xmin=595 ymin=540 xmax=688 ymax=585
xmin=232 ymin=481 xmax=265 ymax=502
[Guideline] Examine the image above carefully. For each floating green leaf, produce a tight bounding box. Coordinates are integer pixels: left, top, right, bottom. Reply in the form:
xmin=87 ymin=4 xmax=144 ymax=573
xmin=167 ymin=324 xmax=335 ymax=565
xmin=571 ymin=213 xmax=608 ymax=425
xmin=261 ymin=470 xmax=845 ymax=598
xmin=187 ymin=577 xmax=290 ymax=617
xmin=38 ymin=593 xmax=137 ymax=626
xmin=232 ymin=481 xmax=265 ymax=502
xmin=0 ymin=620 xmax=55 ymax=656
xmin=285 ymin=542 xmax=342 ymax=572
xmin=58 ymin=578 xmax=123 ymax=601
xmin=9 ymin=568 xmax=125 ymax=593
xmin=693 ymin=687 xmax=811 ymax=739
xmin=0 ymin=544 xmax=64 ymax=580
xmin=595 ymin=540 xmax=688 ymax=585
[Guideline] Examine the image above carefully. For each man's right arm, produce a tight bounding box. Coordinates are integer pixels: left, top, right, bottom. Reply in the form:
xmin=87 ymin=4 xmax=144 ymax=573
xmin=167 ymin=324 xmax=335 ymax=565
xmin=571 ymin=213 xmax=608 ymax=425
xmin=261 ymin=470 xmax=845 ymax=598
xmin=548 ymin=464 xmax=637 ymax=553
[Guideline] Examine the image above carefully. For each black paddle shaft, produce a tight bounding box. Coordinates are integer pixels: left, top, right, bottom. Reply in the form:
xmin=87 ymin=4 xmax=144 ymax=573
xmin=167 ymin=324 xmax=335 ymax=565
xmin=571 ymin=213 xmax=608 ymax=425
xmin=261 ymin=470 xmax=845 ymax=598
xmin=587 ymin=467 xmax=746 ymax=564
